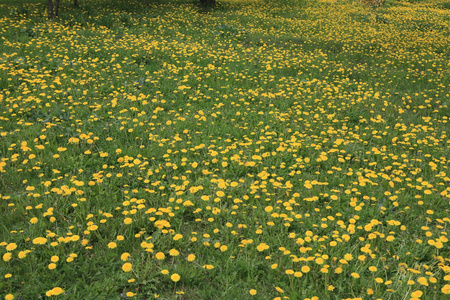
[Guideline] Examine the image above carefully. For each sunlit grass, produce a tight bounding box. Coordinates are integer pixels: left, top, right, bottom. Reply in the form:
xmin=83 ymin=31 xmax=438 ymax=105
xmin=0 ymin=0 xmax=449 ymax=299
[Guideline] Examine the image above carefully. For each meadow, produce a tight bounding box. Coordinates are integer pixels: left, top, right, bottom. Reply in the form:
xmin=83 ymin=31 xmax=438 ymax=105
xmin=0 ymin=0 xmax=449 ymax=299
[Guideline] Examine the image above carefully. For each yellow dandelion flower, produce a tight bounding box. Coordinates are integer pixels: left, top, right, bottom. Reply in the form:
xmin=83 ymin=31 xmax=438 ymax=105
xmin=53 ymin=288 xmax=64 ymax=295
xmin=315 ymin=257 xmax=324 ymax=264
xmin=256 ymin=243 xmax=269 ymax=252
xmin=187 ymin=254 xmax=196 ymax=261
xmin=171 ymin=273 xmax=180 ymax=282
xmin=411 ymin=290 xmax=423 ymax=298
xmin=155 ymin=252 xmax=165 ymax=260
xmin=301 ymin=266 xmax=310 ymax=273
xmin=169 ymin=249 xmax=179 ymax=256
xmin=122 ymin=263 xmax=132 ymax=272
xmin=249 ymin=289 xmax=257 ymax=296
xmin=3 ymin=253 xmax=12 ymax=262
xmin=121 ymin=253 xmax=131 ymax=261
xmin=47 ymin=287 xmax=64 ymax=296
xmin=107 ymin=242 xmax=117 ymax=249
xmin=173 ymin=234 xmax=183 ymax=241
xmin=32 ymin=237 xmax=47 ymax=245
xmin=6 ymin=243 xmax=17 ymax=251
xmin=417 ymin=277 xmax=428 ymax=286
xmin=441 ymin=284 xmax=450 ymax=294
xmin=202 ymin=264 xmax=214 ymax=270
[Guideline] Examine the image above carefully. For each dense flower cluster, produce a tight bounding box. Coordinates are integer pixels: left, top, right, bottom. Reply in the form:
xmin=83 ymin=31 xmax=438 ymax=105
xmin=0 ymin=0 xmax=449 ymax=298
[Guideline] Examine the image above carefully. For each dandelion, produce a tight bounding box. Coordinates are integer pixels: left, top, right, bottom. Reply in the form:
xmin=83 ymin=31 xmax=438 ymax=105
xmin=249 ymin=289 xmax=257 ymax=296
xmin=411 ymin=290 xmax=423 ymax=298
xmin=45 ymin=287 xmax=64 ymax=296
xmin=294 ymin=271 xmax=303 ymax=277
xmin=187 ymin=254 xmax=196 ymax=261
xmin=417 ymin=277 xmax=428 ymax=286
xmin=442 ymin=284 xmax=450 ymax=294
xmin=315 ymin=257 xmax=324 ymax=265
xmin=344 ymin=254 xmax=353 ymax=261
xmin=256 ymin=243 xmax=269 ymax=252
xmin=107 ymin=242 xmax=117 ymax=249
xmin=375 ymin=278 xmax=384 ymax=283
xmin=301 ymin=266 xmax=310 ymax=273
xmin=120 ymin=252 xmax=131 ymax=261
xmin=32 ymin=237 xmax=47 ymax=245
xmin=171 ymin=273 xmax=180 ymax=282
xmin=6 ymin=243 xmax=17 ymax=251
xmin=155 ymin=252 xmax=165 ymax=260
xmin=122 ymin=263 xmax=132 ymax=272
xmin=173 ymin=234 xmax=183 ymax=241
xmin=202 ymin=265 xmax=214 ymax=270
xmin=386 ymin=235 xmax=395 ymax=242
xmin=5 ymin=294 xmax=14 ymax=300
xmin=169 ymin=249 xmax=180 ymax=256
xmin=3 ymin=253 xmax=12 ymax=262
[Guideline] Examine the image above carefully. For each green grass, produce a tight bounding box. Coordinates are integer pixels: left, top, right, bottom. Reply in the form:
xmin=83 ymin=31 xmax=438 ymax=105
xmin=0 ymin=0 xmax=449 ymax=299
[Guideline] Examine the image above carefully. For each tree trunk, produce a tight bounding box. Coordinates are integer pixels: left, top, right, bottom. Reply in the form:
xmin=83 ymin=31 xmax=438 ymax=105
xmin=55 ymin=0 xmax=60 ymax=17
xmin=48 ymin=0 xmax=54 ymax=19
xmin=48 ymin=0 xmax=60 ymax=19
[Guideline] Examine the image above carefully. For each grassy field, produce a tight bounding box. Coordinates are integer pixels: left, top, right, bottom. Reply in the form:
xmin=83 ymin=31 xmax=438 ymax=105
xmin=0 ymin=0 xmax=449 ymax=299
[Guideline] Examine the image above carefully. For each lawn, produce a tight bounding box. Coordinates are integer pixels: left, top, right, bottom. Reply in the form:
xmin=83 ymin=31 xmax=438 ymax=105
xmin=0 ymin=0 xmax=449 ymax=299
